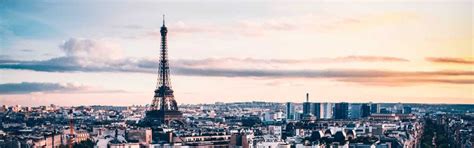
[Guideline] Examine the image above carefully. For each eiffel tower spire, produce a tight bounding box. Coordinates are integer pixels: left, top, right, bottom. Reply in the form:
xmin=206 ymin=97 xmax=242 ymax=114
xmin=162 ymin=14 xmax=166 ymax=27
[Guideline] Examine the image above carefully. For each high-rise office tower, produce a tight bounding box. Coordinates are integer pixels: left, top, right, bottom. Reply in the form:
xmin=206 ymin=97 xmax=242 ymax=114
xmin=361 ymin=103 xmax=371 ymax=118
xmin=302 ymin=93 xmax=311 ymax=115
xmin=349 ymin=103 xmax=361 ymax=119
xmin=286 ymin=102 xmax=295 ymax=120
xmin=403 ymin=106 xmax=412 ymax=114
xmin=394 ymin=103 xmax=403 ymax=114
xmin=311 ymin=103 xmax=321 ymax=119
xmin=334 ymin=102 xmax=349 ymax=119
xmin=370 ymin=103 xmax=380 ymax=114
xmin=320 ymin=103 xmax=333 ymax=119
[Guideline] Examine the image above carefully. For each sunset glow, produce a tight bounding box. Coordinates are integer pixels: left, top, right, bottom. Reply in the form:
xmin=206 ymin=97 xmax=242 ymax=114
xmin=0 ymin=0 xmax=472 ymax=105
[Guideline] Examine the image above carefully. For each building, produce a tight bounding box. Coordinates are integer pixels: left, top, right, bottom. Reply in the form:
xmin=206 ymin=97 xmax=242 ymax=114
xmin=268 ymin=125 xmax=282 ymax=139
xmin=294 ymin=111 xmax=303 ymax=121
xmin=380 ymin=108 xmax=391 ymax=114
xmin=109 ymin=143 xmax=140 ymax=148
xmin=349 ymin=104 xmax=361 ymax=119
xmin=286 ymin=102 xmax=295 ymax=120
xmin=44 ymin=134 xmax=62 ymax=148
xmin=394 ymin=103 xmax=403 ymax=114
xmin=370 ymin=103 xmax=380 ymax=114
xmin=230 ymin=133 xmax=250 ymax=148
xmin=303 ymin=93 xmax=311 ymax=115
xmin=173 ymin=134 xmax=231 ymax=146
xmin=320 ymin=103 xmax=333 ymax=119
xmin=127 ymin=128 xmax=152 ymax=144
xmin=403 ymin=106 xmax=412 ymax=114
xmin=0 ymin=105 xmax=7 ymax=112
xmin=334 ymin=102 xmax=349 ymax=119
xmin=91 ymin=106 xmax=128 ymax=111
xmin=311 ymin=103 xmax=321 ymax=119
xmin=361 ymin=104 xmax=371 ymax=118
xmin=369 ymin=114 xmax=416 ymax=121
xmin=75 ymin=131 xmax=90 ymax=144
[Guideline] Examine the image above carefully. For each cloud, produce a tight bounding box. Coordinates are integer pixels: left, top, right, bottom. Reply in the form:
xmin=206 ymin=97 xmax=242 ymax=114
xmin=5 ymin=58 xmax=471 ymax=86
xmin=0 ymin=82 xmax=84 ymax=94
xmin=175 ymin=67 xmax=472 ymax=85
xmin=20 ymin=49 xmax=34 ymax=52
xmin=0 ymin=55 xmax=408 ymax=73
xmin=335 ymin=56 xmax=408 ymax=62
xmin=339 ymin=77 xmax=474 ymax=86
xmin=426 ymin=57 xmax=474 ymax=65
xmin=0 ymin=38 xmax=471 ymax=86
xmin=175 ymin=68 xmax=473 ymax=78
xmin=1 ymin=57 xmax=472 ymax=85
xmin=0 ymin=82 xmax=124 ymax=94
xmin=173 ymin=56 xmax=408 ymax=68
xmin=60 ymin=38 xmax=123 ymax=60
xmin=0 ymin=37 xmax=409 ymax=73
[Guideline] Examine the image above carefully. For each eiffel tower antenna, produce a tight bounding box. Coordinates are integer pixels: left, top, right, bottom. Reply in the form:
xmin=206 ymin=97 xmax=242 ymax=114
xmin=162 ymin=14 xmax=165 ymax=26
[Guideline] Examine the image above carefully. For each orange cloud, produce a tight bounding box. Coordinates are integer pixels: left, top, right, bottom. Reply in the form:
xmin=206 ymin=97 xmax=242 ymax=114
xmin=426 ymin=57 xmax=474 ymax=65
xmin=339 ymin=77 xmax=474 ymax=86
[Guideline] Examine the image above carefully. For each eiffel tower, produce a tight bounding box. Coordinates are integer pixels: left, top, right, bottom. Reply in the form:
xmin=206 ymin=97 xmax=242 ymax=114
xmin=145 ymin=15 xmax=182 ymax=125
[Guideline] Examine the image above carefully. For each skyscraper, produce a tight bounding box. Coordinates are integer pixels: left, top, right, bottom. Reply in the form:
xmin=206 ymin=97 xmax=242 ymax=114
xmin=403 ymin=106 xmax=412 ymax=114
xmin=302 ymin=93 xmax=311 ymax=115
xmin=286 ymin=102 xmax=295 ymax=120
xmin=349 ymin=103 xmax=361 ymax=119
xmin=361 ymin=103 xmax=371 ymax=118
xmin=311 ymin=103 xmax=321 ymax=119
xmin=334 ymin=102 xmax=349 ymax=119
xmin=320 ymin=103 xmax=333 ymax=119
xmin=370 ymin=103 xmax=380 ymax=114
xmin=394 ymin=103 xmax=403 ymax=114
xmin=145 ymin=16 xmax=182 ymax=124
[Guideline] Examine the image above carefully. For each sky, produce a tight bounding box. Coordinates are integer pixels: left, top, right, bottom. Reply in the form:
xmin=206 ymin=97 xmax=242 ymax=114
xmin=0 ymin=0 xmax=473 ymax=106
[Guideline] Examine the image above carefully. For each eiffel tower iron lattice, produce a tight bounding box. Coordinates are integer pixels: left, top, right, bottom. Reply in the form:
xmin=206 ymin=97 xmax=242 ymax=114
xmin=146 ymin=15 xmax=182 ymax=124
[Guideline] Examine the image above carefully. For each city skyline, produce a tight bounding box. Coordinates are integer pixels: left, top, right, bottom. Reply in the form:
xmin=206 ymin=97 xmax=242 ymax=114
xmin=1 ymin=0 xmax=473 ymax=106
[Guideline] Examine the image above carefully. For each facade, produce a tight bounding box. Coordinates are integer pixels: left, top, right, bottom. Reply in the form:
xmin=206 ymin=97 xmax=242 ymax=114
xmin=311 ymin=103 xmax=321 ymax=119
xmin=230 ymin=133 xmax=250 ymax=148
xmin=109 ymin=143 xmax=140 ymax=148
xmin=127 ymin=129 xmax=152 ymax=144
xmin=320 ymin=103 xmax=333 ymax=119
xmin=369 ymin=113 xmax=416 ymax=121
xmin=303 ymin=102 xmax=311 ymax=115
xmin=334 ymin=102 xmax=349 ymax=119
xmin=361 ymin=104 xmax=371 ymax=118
xmin=394 ymin=103 xmax=403 ymax=114
xmin=268 ymin=125 xmax=283 ymax=139
xmin=302 ymin=93 xmax=311 ymax=116
xmin=349 ymin=104 xmax=361 ymax=119
xmin=403 ymin=106 xmax=412 ymax=114
xmin=370 ymin=103 xmax=380 ymax=114
xmin=286 ymin=102 xmax=295 ymax=120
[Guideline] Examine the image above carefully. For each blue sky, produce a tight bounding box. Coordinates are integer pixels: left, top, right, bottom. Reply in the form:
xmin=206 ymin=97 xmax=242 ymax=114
xmin=0 ymin=0 xmax=473 ymax=105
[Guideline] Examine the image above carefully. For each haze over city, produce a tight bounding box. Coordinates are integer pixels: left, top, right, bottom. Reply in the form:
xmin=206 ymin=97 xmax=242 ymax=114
xmin=1 ymin=0 xmax=473 ymax=106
